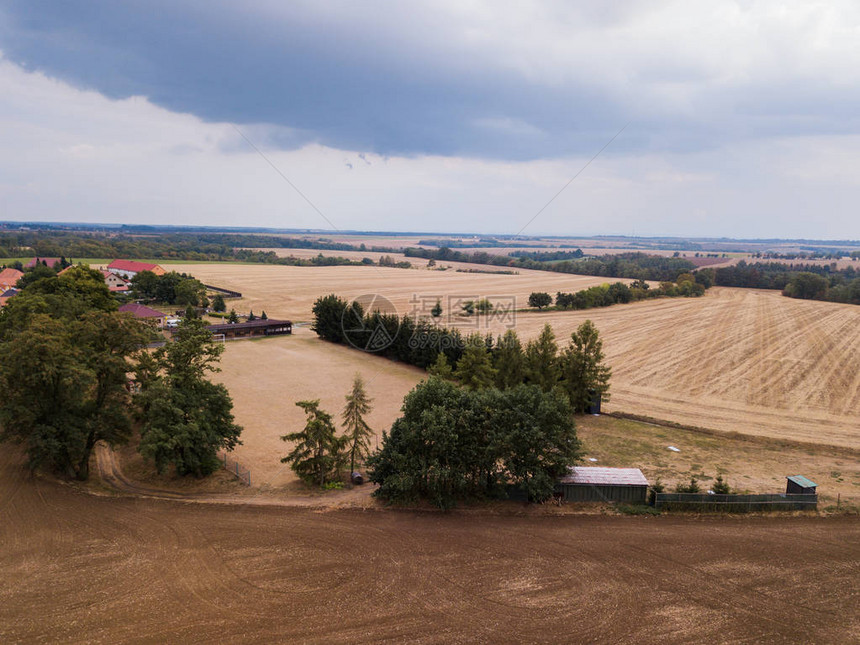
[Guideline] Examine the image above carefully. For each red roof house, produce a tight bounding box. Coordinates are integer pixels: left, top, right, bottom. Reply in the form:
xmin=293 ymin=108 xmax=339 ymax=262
xmin=107 ymin=260 xmax=166 ymax=278
xmin=0 ymin=268 xmax=24 ymax=291
xmin=118 ymin=303 xmax=166 ymax=326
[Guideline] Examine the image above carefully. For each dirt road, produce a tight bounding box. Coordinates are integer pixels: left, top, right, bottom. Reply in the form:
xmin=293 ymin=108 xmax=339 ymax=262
xmin=2 ymin=449 xmax=858 ymax=644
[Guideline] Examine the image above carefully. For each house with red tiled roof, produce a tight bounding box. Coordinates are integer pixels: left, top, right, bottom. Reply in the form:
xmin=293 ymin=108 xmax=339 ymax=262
xmin=24 ymin=257 xmax=62 ymax=269
xmin=107 ymin=260 xmax=166 ymax=279
xmin=118 ymin=302 xmax=166 ymax=327
xmin=101 ymin=270 xmax=130 ymax=293
xmin=0 ymin=268 xmax=24 ymax=291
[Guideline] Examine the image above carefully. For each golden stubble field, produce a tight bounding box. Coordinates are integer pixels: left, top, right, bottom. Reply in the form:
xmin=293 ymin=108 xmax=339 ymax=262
xmin=172 ymin=261 xmax=623 ymax=322
xmin=176 ymin=263 xmax=860 ymax=468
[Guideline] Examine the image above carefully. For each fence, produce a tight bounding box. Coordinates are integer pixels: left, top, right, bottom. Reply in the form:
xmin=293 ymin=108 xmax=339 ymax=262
xmin=654 ymin=492 xmax=817 ymax=512
xmin=217 ymin=452 xmax=251 ymax=486
xmin=204 ymin=284 xmax=243 ymax=299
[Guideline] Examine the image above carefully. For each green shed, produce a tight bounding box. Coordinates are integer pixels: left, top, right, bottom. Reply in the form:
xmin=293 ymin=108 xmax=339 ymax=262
xmin=557 ymin=467 xmax=649 ymax=504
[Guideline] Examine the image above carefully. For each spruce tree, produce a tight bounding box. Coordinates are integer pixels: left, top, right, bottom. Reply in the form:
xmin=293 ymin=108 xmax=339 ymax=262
xmin=342 ymin=374 xmax=374 ymax=477
xmin=493 ymin=329 xmax=524 ymax=389
xmin=524 ymin=324 xmax=560 ymax=391
xmin=557 ymin=320 xmax=611 ymax=413
xmin=453 ymin=334 xmax=497 ymax=390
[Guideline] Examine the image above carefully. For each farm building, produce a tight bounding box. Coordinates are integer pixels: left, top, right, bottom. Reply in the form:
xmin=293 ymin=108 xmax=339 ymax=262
xmin=557 ymin=467 xmax=649 ymax=504
xmin=101 ymin=270 xmax=130 ymax=292
xmin=118 ymin=302 xmax=166 ymax=327
xmin=107 ymin=260 xmax=166 ymax=279
xmin=206 ymin=319 xmax=292 ymax=340
xmin=786 ymin=475 xmax=817 ymax=495
xmin=0 ymin=268 xmax=23 ymax=291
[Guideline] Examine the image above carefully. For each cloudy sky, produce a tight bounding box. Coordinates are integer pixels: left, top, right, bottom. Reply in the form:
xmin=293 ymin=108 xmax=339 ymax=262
xmin=1 ymin=1 xmax=859 ymax=238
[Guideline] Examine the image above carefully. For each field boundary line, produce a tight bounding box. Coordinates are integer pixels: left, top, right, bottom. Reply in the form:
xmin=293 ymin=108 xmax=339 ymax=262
xmin=605 ymin=411 xmax=860 ymax=458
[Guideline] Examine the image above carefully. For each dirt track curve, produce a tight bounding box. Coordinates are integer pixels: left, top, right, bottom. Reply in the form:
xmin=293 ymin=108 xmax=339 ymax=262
xmin=2 ymin=448 xmax=859 ymax=644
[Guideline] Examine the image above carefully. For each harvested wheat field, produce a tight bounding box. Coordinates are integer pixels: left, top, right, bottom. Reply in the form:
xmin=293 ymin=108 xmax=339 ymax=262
xmin=181 ymin=261 xmax=859 ymax=449
xmin=1 ymin=449 xmax=858 ymax=644
xmin=210 ymin=327 xmax=425 ymax=489
xmin=479 ymin=287 xmax=860 ymax=449
xmin=171 ymin=261 xmax=622 ymax=322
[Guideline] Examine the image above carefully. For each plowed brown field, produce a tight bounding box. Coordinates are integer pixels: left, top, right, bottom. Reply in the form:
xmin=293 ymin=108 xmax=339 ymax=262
xmin=1 ymin=449 xmax=858 ymax=644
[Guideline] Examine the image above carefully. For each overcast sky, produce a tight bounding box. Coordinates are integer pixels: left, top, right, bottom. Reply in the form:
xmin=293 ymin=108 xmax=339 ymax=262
xmin=1 ymin=1 xmax=859 ymax=238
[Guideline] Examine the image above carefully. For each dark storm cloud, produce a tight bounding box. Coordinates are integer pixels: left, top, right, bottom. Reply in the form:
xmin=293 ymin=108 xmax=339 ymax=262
xmin=0 ymin=0 xmax=630 ymax=159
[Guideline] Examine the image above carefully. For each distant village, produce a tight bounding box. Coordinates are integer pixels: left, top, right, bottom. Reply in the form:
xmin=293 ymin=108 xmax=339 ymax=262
xmin=0 ymin=257 xmax=292 ymax=340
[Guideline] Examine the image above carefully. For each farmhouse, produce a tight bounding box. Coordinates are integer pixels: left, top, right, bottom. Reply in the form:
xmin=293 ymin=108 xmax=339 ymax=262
xmin=0 ymin=268 xmax=23 ymax=291
xmin=101 ymin=270 xmax=130 ymax=293
xmin=557 ymin=467 xmax=650 ymax=504
xmin=118 ymin=302 xmax=166 ymax=327
xmin=107 ymin=260 xmax=166 ymax=279
xmin=206 ymin=318 xmax=292 ymax=340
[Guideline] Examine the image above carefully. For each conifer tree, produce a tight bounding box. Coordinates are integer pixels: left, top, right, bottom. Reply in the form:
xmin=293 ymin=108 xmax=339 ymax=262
xmin=453 ymin=334 xmax=497 ymax=390
xmin=524 ymin=324 xmax=560 ymax=391
xmin=342 ymin=374 xmax=374 ymax=477
xmin=493 ymin=329 xmax=525 ymax=389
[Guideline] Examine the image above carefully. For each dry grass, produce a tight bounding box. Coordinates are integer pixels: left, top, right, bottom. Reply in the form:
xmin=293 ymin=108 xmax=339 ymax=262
xmin=576 ymin=415 xmax=860 ymax=505
xmin=210 ymin=327 xmax=425 ymax=489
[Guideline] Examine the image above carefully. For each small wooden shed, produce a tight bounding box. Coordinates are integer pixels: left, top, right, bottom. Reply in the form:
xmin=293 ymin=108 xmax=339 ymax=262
xmin=786 ymin=475 xmax=817 ymax=495
xmin=557 ymin=467 xmax=649 ymax=504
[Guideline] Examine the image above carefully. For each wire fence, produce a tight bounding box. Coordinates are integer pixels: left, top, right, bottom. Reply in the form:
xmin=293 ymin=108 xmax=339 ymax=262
xmin=217 ymin=451 xmax=251 ymax=486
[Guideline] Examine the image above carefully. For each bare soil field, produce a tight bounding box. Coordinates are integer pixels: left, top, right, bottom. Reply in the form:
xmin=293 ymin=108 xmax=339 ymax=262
xmin=1 ymin=448 xmax=858 ymax=644
xmin=478 ymin=287 xmax=860 ymax=449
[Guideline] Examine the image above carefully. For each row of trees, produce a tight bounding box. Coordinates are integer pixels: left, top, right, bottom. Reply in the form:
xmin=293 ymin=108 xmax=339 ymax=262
xmin=528 ymin=276 xmax=706 ymax=311
xmin=311 ymin=294 xmax=611 ymax=414
xmin=0 ymin=266 xmax=242 ymax=480
xmin=403 ymin=248 xmax=701 ymax=282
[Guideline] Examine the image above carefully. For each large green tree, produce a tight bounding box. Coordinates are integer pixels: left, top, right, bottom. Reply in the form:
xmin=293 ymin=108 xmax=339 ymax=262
xmin=281 ymin=400 xmax=344 ymax=487
xmin=368 ymin=378 xmax=580 ymax=508
xmin=342 ymin=374 xmax=374 ymax=476
xmin=557 ymin=320 xmax=612 ymax=413
xmin=136 ymin=317 xmax=242 ymax=476
xmin=0 ymin=267 xmax=147 ymax=480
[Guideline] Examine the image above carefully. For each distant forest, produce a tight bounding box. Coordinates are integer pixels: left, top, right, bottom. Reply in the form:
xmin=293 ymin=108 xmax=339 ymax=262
xmin=0 ymin=231 xmax=394 ymax=265
xmin=1 ymin=230 xmax=858 ymax=305
xmin=714 ymin=261 xmax=860 ymax=305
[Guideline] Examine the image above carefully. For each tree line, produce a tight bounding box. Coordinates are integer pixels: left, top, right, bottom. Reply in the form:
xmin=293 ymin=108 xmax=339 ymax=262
xmin=529 ymin=274 xmax=707 ymax=311
xmin=714 ymin=261 xmax=860 ymax=305
xmin=311 ymin=294 xmax=611 ymax=414
xmin=0 ymin=266 xmax=242 ymax=480
xmin=404 ymin=247 xmax=700 ymax=282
